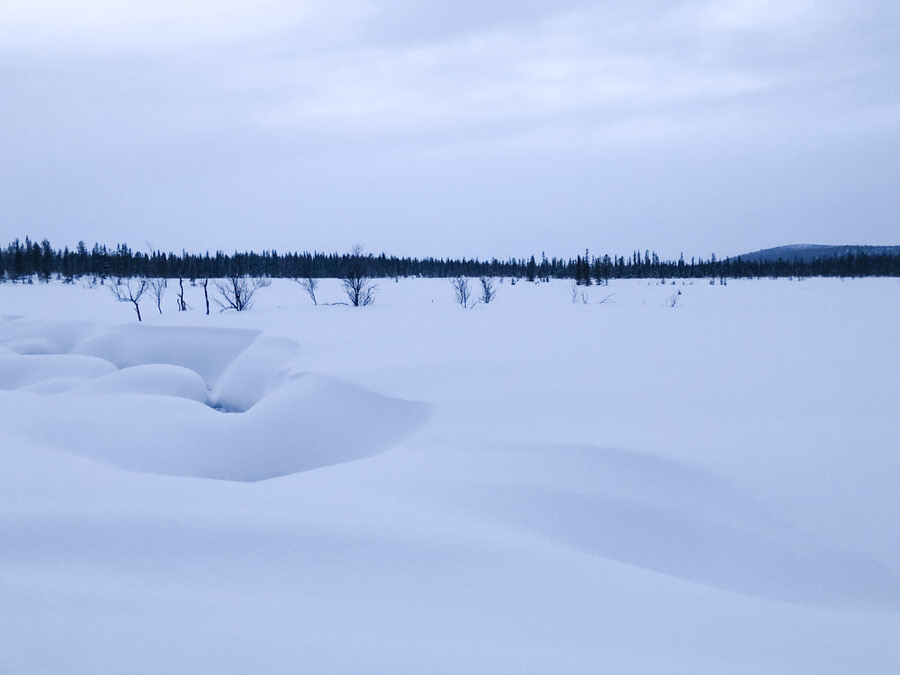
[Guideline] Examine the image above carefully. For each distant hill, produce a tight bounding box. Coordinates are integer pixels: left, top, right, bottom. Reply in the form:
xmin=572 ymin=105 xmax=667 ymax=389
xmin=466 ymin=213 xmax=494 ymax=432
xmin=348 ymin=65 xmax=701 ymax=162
xmin=732 ymin=244 xmax=900 ymax=263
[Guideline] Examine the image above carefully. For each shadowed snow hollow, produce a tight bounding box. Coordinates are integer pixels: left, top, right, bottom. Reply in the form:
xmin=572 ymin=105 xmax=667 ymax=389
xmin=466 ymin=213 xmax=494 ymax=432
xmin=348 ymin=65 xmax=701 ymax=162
xmin=455 ymin=443 xmax=900 ymax=610
xmin=0 ymin=320 xmax=432 ymax=481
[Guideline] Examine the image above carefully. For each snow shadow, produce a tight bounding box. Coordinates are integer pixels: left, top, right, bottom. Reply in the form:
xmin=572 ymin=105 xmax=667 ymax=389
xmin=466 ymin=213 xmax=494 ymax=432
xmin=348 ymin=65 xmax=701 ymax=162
xmin=463 ymin=443 xmax=900 ymax=611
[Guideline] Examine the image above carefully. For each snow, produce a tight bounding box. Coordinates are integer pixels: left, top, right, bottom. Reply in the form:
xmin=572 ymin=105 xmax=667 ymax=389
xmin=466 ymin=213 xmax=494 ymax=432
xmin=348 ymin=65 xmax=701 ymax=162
xmin=1 ymin=276 xmax=899 ymax=673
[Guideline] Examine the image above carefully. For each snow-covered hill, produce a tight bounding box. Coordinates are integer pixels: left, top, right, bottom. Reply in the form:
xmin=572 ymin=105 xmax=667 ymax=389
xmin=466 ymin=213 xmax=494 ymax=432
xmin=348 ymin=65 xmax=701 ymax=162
xmin=734 ymin=243 xmax=900 ymax=262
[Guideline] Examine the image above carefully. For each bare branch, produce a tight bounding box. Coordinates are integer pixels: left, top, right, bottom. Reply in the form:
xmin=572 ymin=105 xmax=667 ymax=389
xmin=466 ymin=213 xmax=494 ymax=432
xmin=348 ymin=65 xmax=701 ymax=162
xmin=109 ymin=277 xmax=148 ymax=322
xmin=214 ymin=275 xmax=271 ymax=312
xmin=295 ymin=277 xmax=319 ymax=306
xmin=148 ymin=278 xmax=167 ymax=314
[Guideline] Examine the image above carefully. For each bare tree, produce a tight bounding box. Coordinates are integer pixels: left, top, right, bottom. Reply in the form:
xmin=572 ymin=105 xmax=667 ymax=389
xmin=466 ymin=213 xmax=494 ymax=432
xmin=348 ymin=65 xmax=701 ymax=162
xmin=451 ymin=277 xmax=471 ymax=308
xmin=479 ymin=277 xmax=496 ymax=304
xmin=214 ymin=275 xmax=271 ymax=312
xmin=343 ymin=275 xmax=376 ymax=307
xmin=295 ymin=277 xmax=319 ymax=305
xmin=148 ymin=278 xmax=167 ymax=314
xmin=176 ymin=278 xmax=189 ymax=311
xmin=110 ymin=277 xmax=148 ymax=321
xmin=201 ymin=279 xmax=210 ymax=315
xmin=342 ymin=245 xmax=377 ymax=307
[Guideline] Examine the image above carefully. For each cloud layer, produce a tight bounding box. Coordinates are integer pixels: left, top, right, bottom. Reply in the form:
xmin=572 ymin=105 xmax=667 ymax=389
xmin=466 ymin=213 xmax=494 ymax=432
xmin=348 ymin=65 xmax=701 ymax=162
xmin=2 ymin=0 xmax=898 ymax=258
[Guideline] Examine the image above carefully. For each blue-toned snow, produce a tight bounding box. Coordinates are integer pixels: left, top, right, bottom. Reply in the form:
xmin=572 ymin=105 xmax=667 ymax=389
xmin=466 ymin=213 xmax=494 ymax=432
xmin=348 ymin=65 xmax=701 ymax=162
xmin=1 ymin=277 xmax=898 ymax=673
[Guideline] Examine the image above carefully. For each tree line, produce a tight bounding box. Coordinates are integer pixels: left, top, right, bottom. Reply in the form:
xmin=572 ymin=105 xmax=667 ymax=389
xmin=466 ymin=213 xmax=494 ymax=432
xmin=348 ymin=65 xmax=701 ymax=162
xmin=2 ymin=238 xmax=899 ymax=283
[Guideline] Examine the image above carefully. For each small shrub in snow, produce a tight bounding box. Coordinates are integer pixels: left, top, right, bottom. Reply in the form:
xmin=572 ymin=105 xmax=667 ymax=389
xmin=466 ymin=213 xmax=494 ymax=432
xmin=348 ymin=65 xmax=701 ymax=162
xmin=342 ymin=245 xmax=377 ymax=307
xmin=295 ymin=277 xmax=319 ymax=306
xmin=149 ymin=278 xmax=167 ymax=314
xmin=479 ymin=277 xmax=496 ymax=304
xmin=665 ymin=290 xmax=682 ymax=308
xmin=451 ymin=277 xmax=472 ymax=308
xmin=214 ymin=275 xmax=271 ymax=312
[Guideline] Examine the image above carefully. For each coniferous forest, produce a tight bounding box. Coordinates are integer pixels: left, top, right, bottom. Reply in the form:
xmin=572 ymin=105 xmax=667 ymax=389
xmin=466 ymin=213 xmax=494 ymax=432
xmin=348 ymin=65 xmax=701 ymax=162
xmin=2 ymin=237 xmax=899 ymax=284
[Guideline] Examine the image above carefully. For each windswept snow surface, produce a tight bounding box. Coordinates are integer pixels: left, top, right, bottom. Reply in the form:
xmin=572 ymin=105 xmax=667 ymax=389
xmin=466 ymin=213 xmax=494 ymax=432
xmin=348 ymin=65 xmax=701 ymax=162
xmin=1 ymin=277 xmax=899 ymax=673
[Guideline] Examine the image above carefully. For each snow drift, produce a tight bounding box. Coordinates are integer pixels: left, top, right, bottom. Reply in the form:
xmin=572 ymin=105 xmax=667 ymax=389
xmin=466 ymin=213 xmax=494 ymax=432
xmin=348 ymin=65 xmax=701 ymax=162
xmin=0 ymin=319 xmax=431 ymax=481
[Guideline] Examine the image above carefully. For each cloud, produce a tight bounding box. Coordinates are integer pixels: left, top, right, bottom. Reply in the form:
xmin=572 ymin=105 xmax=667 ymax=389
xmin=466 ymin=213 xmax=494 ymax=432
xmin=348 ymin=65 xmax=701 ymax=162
xmin=2 ymin=1 xmax=899 ymax=256
xmin=241 ymin=0 xmax=894 ymax=153
xmin=0 ymin=0 xmax=317 ymax=52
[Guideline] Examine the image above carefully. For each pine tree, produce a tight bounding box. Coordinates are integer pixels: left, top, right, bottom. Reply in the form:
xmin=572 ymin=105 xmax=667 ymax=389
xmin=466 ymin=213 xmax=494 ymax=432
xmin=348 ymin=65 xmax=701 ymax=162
xmin=526 ymin=255 xmax=537 ymax=282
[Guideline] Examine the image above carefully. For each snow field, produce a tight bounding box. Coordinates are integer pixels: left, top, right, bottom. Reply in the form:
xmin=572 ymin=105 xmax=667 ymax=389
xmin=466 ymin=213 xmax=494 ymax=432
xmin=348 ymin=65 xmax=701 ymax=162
xmin=1 ymin=276 xmax=898 ymax=673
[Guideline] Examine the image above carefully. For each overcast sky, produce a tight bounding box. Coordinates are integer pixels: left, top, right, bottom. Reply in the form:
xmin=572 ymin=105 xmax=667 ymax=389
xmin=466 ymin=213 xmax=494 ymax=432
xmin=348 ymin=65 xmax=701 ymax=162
xmin=2 ymin=0 xmax=898 ymax=260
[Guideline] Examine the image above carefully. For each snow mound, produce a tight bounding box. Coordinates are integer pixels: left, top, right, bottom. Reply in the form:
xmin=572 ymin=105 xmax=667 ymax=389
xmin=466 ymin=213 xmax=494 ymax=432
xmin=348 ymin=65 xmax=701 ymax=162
xmin=0 ymin=322 xmax=431 ymax=481
xmin=72 ymin=325 xmax=259 ymax=387
xmin=0 ymin=353 xmax=116 ymax=389
xmin=74 ymin=364 xmax=209 ymax=402
xmin=209 ymin=336 xmax=300 ymax=412
xmin=0 ymin=317 xmax=96 ymax=354
xmin=4 ymin=373 xmax=431 ymax=481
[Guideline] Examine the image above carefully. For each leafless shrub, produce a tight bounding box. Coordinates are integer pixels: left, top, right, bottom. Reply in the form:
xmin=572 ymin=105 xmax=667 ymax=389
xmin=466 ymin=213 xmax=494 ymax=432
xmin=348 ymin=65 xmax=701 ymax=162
xmin=109 ymin=277 xmax=148 ymax=321
xmin=214 ymin=275 xmax=271 ymax=312
xmin=665 ymin=290 xmax=682 ymax=308
xmin=149 ymin=278 xmax=167 ymax=314
xmin=570 ymin=282 xmax=589 ymax=304
xmin=451 ymin=277 xmax=472 ymax=308
xmin=295 ymin=277 xmax=319 ymax=306
xmin=479 ymin=277 xmax=496 ymax=304
xmin=343 ymin=276 xmax=376 ymax=307
xmin=342 ymin=245 xmax=377 ymax=307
